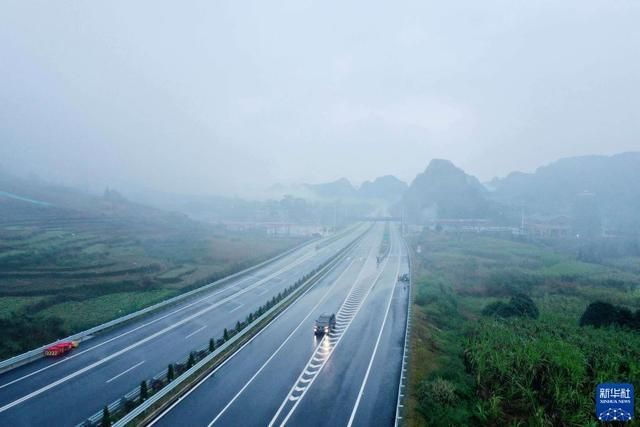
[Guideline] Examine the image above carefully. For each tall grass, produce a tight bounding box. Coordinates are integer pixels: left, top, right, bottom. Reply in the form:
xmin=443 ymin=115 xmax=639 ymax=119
xmin=407 ymin=231 xmax=640 ymax=426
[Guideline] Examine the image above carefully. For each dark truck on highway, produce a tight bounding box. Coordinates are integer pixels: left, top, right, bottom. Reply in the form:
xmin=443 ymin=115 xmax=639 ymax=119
xmin=314 ymin=313 xmax=336 ymax=335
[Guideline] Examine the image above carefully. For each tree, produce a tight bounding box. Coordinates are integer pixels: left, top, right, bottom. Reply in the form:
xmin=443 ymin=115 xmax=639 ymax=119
xmin=482 ymin=301 xmax=514 ymax=318
xmin=509 ymin=294 xmax=539 ymax=319
xmin=223 ymin=328 xmax=229 ymax=341
xmin=482 ymin=294 xmax=538 ymax=319
xmin=167 ymin=364 xmax=175 ymax=382
xmin=101 ymin=406 xmax=111 ymax=427
xmin=140 ymin=380 xmax=148 ymax=401
xmin=581 ymin=301 xmax=618 ymax=327
xmin=617 ymin=307 xmax=635 ymax=328
xmin=580 ymin=301 xmax=639 ymax=330
xmin=187 ymin=352 xmax=196 ymax=369
xmin=209 ymin=338 xmax=216 ymax=353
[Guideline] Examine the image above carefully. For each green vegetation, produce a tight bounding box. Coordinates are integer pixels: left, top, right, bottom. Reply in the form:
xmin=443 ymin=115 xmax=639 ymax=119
xmin=0 ymin=315 xmax=67 ymax=357
xmin=481 ymin=293 xmax=539 ymax=319
xmin=140 ymin=380 xmax=148 ymax=401
xmin=0 ymin=220 xmax=304 ymax=359
xmin=580 ymin=301 xmax=640 ymax=329
xmin=407 ymin=231 xmax=640 ymax=426
xmin=92 ymin=264 xmax=331 ymax=426
xmin=0 ymin=296 xmax=46 ymax=318
xmin=101 ymin=406 xmax=111 ymax=427
xmin=36 ymin=290 xmax=175 ymax=331
xmin=187 ymin=352 xmax=196 ymax=369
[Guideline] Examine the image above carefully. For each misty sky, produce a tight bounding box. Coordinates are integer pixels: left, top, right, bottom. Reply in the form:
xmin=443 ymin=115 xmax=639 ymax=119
xmin=1 ymin=0 xmax=639 ymax=195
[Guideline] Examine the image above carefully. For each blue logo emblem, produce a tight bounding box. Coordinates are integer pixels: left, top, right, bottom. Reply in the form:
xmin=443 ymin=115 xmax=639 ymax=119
xmin=596 ymin=383 xmax=634 ymax=422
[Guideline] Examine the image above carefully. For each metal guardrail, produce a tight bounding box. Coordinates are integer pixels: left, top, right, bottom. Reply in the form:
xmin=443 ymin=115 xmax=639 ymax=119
xmin=99 ymin=234 xmax=362 ymax=427
xmin=0 ymin=225 xmax=361 ymax=375
xmin=395 ymin=235 xmax=413 ymax=427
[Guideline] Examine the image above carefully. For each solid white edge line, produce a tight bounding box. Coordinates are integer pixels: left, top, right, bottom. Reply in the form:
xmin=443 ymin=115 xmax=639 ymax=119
xmin=147 ymin=238 xmax=365 ymax=427
xmin=206 ymin=256 xmax=362 ymax=426
xmin=0 ymin=225 xmax=368 ymax=388
xmin=0 ymin=243 xmax=323 ymax=391
xmin=347 ymin=228 xmax=403 ymax=426
xmin=269 ymin=226 xmax=392 ymax=427
xmin=0 ymin=246 xmax=327 ymax=414
xmin=394 ymin=238 xmax=412 ymax=427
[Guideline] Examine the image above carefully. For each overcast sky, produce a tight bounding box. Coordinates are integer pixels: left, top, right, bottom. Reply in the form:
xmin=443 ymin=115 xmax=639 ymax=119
xmin=1 ymin=0 xmax=639 ymax=195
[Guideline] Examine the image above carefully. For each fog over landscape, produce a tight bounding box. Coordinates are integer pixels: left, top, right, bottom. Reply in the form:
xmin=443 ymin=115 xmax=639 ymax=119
xmin=2 ymin=0 xmax=639 ymax=196
xmin=1 ymin=2 xmax=640 ymax=426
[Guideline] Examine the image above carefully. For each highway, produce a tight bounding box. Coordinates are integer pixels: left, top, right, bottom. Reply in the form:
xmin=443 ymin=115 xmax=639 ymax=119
xmin=0 ymin=224 xmax=369 ymax=426
xmin=150 ymin=222 xmax=410 ymax=427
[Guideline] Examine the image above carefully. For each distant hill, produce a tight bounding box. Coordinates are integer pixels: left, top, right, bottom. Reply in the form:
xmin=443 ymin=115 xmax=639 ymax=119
xmin=358 ymin=175 xmax=407 ymax=202
xmin=403 ymin=159 xmax=491 ymax=222
xmin=305 ymin=178 xmax=358 ymax=199
xmin=0 ymin=170 xmax=192 ymax=229
xmin=489 ymin=152 xmax=640 ymax=232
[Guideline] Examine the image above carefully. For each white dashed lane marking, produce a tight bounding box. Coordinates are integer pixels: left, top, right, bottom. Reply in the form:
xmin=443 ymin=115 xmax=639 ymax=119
xmin=268 ymin=240 xmax=395 ymax=426
xmin=184 ymin=326 xmax=207 ymax=339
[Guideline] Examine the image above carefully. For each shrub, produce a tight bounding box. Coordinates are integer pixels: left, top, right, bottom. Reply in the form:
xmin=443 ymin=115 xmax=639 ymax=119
xmin=580 ymin=301 xmax=616 ymax=327
xmin=482 ymin=294 xmax=538 ymax=319
xmin=140 ymin=380 xmax=148 ymax=401
xmin=580 ymin=301 xmax=639 ymax=330
xmin=419 ymin=377 xmax=457 ymax=406
xmin=414 ymin=286 xmax=429 ymax=306
xmin=481 ymin=301 xmax=514 ymax=318
xmin=0 ymin=315 xmax=68 ymax=359
xmin=509 ymin=294 xmax=539 ymax=319
xmin=101 ymin=406 xmax=111 ymax=427
xmin=416 ymin=376 xmax=472 ymax=426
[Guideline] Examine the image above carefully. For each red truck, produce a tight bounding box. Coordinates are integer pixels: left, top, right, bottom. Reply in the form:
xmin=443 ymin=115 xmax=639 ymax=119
xmin=44 ymin=341 xmax=79 ymax=357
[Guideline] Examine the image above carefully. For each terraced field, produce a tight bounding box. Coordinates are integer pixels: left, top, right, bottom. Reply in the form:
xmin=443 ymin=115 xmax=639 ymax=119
xmin=0 ymin=201 xmax=304 ymax=358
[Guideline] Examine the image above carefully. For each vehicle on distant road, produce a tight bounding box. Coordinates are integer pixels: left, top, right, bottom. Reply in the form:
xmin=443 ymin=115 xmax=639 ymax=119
xmin=314 ymin=313 xmax=336 ymax=335
xmin=398 ymin=273 xmax=410 ymax=283
xmin=43 ymin=341 xmax=79 ymax=357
